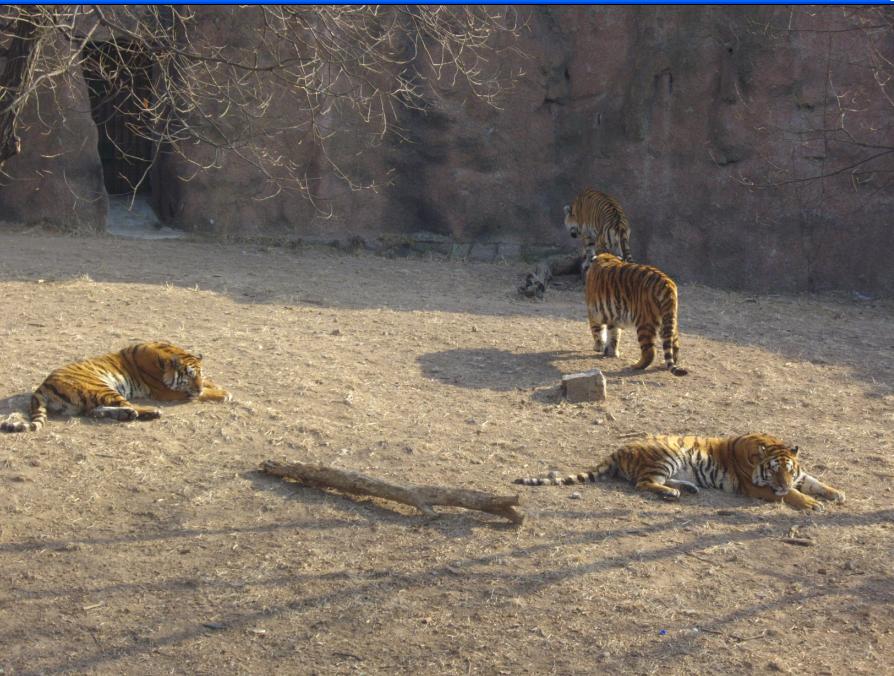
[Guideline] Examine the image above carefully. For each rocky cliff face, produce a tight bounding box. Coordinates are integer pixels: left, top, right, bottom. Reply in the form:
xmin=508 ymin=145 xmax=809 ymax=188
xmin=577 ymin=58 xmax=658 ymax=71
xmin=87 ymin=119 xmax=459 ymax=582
xmin=2 ymin=7 xmax=891 ymax=294
xmin=358 ymin=6 xmax=892 ymax=294
xmin=0 ymin=35 xmax=107 ymax=230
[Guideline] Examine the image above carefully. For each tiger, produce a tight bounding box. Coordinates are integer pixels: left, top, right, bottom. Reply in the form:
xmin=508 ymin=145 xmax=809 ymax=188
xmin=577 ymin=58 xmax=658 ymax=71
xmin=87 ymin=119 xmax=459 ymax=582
xmin=0 ymin=341 xmax=231 ymax=433
xmin=563 ymin=188 xmax=633 ymax=264
xmin=514 ymin=433 xmax=846 ymax=511
xmin=586 ymin=252 xmax=687 ymax=376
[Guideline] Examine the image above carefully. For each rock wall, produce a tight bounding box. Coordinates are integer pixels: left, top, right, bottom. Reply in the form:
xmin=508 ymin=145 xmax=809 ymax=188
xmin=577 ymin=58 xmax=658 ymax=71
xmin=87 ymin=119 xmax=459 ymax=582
xmin=2 ymin=7 xmax=891 ymax=295
xmin=0 ymin=36 xmax=107 ymax=230
xmin=168 ymin=6 xmax=892 ymax=294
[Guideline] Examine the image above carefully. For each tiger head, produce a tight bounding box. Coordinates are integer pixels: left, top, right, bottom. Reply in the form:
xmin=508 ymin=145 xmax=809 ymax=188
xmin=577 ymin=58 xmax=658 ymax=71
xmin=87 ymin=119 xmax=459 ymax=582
xmin=563 ymin=204 xmax=580 ymax=238
xmin=748 ymin=437 xmax=802 ymax=496
xmin=148 ymin=343 xmax=205 ymax=398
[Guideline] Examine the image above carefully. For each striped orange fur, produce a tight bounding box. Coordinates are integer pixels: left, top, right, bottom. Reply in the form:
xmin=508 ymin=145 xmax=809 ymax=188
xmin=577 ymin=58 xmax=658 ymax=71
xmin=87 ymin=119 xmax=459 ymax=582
xmin=1 ymin=341 xmax=231 ymax=433
xmin=563 ymin=189 xmax=633 ymax=263
xmin=585 ymin=253 xmax=687 ymax=375
xmin=515 ymin=434 xmax=846 ymax=511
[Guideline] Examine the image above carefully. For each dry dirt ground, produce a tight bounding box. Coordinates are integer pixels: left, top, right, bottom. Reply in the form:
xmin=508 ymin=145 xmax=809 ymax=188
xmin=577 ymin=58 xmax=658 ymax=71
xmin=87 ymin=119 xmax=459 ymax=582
xmin=0 ymin=231 xmax=892 ymax=675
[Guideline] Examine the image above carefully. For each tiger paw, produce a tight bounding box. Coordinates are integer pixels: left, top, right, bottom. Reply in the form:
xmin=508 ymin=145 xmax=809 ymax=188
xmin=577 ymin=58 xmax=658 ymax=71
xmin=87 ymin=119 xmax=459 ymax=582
xmin=604 ymin=346 xmax=618 ymax=358
xmin=806 ymin=498 xmax=825 ymax=512
xmin=659 ymin=489 xmax=681 ymax=501
xmin=594 ymin=340 xmax=606 ymax=354
xmin=828 ymin=490 xmax=846 ymax=504
xmin=137 ymin=408 xmax=162 ymax=420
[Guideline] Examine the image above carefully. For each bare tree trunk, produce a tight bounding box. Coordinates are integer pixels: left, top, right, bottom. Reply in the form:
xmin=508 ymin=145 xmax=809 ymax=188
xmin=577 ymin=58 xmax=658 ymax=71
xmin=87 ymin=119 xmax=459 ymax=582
xmin=261 ymin=459 xmax=525 ymax=525
xmin=0 ymin=8 xmax=46 ymax=165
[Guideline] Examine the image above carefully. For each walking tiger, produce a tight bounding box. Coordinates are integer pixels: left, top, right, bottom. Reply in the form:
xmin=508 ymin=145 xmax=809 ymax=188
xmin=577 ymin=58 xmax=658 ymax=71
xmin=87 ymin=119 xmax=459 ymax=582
xmin=586 ymin=253 xmax=687 ymax=376
xmin=563 ymin=189 xmax=633 ymax=263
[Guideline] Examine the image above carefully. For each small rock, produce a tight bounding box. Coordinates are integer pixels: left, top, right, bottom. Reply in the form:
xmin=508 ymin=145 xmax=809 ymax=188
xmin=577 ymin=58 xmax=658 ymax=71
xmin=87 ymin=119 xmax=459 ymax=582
xmin=561 ymin=369 xmax=607 ymax=403
xmin=570 ymin=491 xmax=582 ymax=500
xmin=330 ymin=328 xmax=341 ymax=336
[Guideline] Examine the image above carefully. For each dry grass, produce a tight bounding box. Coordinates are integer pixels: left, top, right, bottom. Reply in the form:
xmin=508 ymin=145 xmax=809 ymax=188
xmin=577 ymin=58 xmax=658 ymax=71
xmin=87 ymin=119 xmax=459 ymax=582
xmin=0 ymin=231 xmax=892 ymax=675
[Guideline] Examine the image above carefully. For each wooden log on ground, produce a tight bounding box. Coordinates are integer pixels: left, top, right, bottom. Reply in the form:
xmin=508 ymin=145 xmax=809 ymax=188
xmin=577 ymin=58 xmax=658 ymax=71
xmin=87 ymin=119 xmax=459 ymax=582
xmin=518 ymin=254 xmax=587 ymax=299
xmin=260 ymin=460 xmax=525 ymax=525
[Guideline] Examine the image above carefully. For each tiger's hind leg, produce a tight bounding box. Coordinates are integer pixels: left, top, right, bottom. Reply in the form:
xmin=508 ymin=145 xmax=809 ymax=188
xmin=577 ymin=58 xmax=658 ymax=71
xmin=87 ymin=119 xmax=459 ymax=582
xmin=631 ymin=324 xmax=657 ymax=370
xmin=89 ymin=405 xmax=161 ymax=421
xmin=86 ymin=388 xmax=160 ymax=422
xmin=634 ymin=476 xmax=682 ymax=501
xmin=661 ymin=324 xmax=688 ymax=376
xmin=665 ymin=479 xmax=699 ymax=494
xmin=797 ymin=474 xmax=845 ymax=504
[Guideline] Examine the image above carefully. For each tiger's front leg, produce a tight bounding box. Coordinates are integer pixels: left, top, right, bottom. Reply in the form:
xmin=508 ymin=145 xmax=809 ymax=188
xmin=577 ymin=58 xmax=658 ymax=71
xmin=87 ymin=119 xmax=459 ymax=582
xmin=605 ymin=325 xmax=621 ymax=358
xmin=198 ymin=379 xmax=232 ymax=402
xmin=797 ymin=474 xmax=846 ymax=504
xmin=589 ymin=320 xmax=608 ymax=354
xmin=782 ymin=488 xmax=825 ymax=511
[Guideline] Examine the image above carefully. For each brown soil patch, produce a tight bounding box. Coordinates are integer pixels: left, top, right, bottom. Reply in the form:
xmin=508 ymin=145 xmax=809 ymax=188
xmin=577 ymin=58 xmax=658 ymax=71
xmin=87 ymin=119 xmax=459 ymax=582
xmin=1 ymin=232 xmax=892 ymax=674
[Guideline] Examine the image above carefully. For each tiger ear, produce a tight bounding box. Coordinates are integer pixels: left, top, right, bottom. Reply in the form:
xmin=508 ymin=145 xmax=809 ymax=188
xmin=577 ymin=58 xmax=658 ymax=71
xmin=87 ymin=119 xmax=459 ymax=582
xmin=196 ymin=353 xmax=203 ymax=361
xmin=748 ymin=444 xmax=766 ymax=465
xmin=563 ymin=204 xmax=571 ymax=216
xmin=791 ymin=446 xmax=799 ymax=455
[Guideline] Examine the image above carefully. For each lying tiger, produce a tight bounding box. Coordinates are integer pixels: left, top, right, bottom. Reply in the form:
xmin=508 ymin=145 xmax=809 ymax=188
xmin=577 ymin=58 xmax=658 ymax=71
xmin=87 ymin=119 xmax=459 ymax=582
xmin=514 ymin=434 xmax=845 ymax=511
xmin=1 ymin=341 xmax=231 ymax=433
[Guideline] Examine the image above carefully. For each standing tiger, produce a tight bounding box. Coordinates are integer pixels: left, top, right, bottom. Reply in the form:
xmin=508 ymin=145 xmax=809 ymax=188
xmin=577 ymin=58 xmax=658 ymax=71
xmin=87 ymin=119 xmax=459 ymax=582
xmin=0 ymin=341 xmax=231 ymax=433
xmin=514 ymin=434 xmax=846 ymax=511
xmin=586 ymin=252 xmax=687 ymax=376
xmin=563 ymin=188 xmax=633 ymax=263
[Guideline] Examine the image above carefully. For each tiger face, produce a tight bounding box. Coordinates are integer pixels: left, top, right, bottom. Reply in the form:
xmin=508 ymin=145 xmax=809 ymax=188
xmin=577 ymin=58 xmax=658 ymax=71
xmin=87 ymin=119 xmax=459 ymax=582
xmin=563 ymin=204 xmax=580 ymax=238
xmin=752 ymin=444 xmax=801 ymax=496
xmin=162 ymin=351 xmax=205 ymax=398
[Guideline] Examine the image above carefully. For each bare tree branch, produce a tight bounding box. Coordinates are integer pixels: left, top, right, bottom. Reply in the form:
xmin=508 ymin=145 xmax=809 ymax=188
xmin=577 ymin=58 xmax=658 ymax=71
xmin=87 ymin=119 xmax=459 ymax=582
xmin=0 ymin=5 xmax=523 ymax=202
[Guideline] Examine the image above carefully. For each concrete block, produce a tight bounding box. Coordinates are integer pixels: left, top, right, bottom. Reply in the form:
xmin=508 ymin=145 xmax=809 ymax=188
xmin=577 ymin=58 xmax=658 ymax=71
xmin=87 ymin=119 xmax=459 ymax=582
xmin=561 ymin=369 xmax=607 ymax=403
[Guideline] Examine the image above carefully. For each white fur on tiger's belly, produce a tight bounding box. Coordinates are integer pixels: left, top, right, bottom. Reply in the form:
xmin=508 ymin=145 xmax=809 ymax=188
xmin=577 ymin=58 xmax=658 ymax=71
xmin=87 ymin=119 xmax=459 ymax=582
xmin=99 ymin=371 xmax=146 ymax=399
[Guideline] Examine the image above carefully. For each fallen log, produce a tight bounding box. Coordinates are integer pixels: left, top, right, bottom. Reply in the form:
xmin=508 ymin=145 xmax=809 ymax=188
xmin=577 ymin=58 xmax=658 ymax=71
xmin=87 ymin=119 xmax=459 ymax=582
xmin=260 ymin=459 xmax=525 ymax=525
xmin=518 ymin=254 xmax=588 ymax=299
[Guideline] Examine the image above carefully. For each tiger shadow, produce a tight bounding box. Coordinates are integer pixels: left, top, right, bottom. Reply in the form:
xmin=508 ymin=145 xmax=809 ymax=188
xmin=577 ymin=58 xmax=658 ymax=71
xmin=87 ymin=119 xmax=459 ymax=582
xmin=417 ymin=348 xmax=587 ymax=392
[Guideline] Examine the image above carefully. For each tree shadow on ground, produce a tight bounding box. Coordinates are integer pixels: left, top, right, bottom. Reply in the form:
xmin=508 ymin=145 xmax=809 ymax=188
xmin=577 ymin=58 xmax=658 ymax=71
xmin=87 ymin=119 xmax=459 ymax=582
xmin=10 ymin=505 xmax=891 ymax=674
